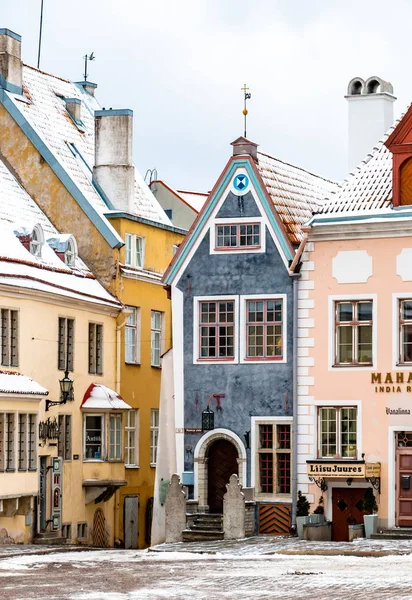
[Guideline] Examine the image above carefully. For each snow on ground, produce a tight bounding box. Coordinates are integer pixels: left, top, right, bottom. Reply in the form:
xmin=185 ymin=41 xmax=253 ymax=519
xmin=1 ymin=547 xmax=412 ymax=599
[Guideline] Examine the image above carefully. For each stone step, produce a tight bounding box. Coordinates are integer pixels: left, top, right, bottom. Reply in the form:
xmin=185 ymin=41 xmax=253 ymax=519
xmin=370 ymin=533 xmax=412 ymax=540
xmin=189 ymin=521 xmax=222 ymax=531
xmin=382 ymin=528 xmax=412 ymax=535
xmin=187 ymin=513 xmax=222 ymax=522
xmin=182 ymin=529 xmax=224 ymax=542
xmin=33 ymin=536 xmax=67 ymax=545
xmin=35 ymin=531 xmax=59 ymax=539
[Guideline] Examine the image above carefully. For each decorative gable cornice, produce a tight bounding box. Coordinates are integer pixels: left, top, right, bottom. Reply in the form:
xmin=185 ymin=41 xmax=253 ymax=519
xmin=162 ymin=154 xmax=295 ymax=286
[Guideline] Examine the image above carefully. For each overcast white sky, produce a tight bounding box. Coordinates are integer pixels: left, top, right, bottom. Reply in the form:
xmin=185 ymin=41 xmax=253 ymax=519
xmin=2 ymin=0 xmax=412 ymax=191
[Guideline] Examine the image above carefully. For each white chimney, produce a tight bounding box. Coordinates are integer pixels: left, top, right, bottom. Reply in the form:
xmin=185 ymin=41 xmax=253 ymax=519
xmin=346 ymin=76 xmax=396 ymax=172
xmin=0 ymin=28 xmax=22 ymax=94
xmin=93 ymin=109 xmax=135 ymax=213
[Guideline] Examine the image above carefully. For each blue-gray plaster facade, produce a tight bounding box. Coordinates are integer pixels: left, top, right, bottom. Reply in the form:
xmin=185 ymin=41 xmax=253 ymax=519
xmin=176 ymin=189 xmax=294 ymax=487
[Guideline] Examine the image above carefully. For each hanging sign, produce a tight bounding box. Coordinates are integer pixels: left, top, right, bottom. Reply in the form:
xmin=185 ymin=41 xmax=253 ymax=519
xmin=365 ymin=463 xmax=381 ymax=478
xmin=307 ymin=461 xmax=365 ymax=478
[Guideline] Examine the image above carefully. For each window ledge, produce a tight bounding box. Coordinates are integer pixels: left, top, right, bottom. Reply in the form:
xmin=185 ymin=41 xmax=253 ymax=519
xmin=150 ymin=463 xmax=157 ymax=468
xmin=83 ymin=459 xmax=105 ymax=463
xmin=125 ymin=465 xmax=140 ymax=469
xmin=151 ymin=364 xmax=162 ymax=369
xmin=125 ymin=362 xmax=141 ymax=367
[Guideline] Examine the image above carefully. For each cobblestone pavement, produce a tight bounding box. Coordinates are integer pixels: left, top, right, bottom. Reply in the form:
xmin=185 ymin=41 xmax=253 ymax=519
xmin=1 ymin=544 xmax=412 ymax=599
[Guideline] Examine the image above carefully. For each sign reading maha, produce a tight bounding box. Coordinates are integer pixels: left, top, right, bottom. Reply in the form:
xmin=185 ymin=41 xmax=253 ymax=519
xmin=372 ymin=372 xmax=412 ymax=393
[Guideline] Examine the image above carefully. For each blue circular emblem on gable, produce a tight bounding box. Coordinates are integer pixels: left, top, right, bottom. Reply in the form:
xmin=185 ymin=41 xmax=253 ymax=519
xmin=233 ymin=174 xmax=249 ymax=192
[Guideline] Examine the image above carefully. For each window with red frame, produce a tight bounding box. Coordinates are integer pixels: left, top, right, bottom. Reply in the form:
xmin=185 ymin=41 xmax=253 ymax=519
xmin=246 ymin=300 xmax=283 ymax=359
xmin=258 ymin=423 xmax=291 ymax=494
xmin=199 ymin=301 xmax=234 ymax=359
xmin=215 ymin=223 xmax=260 ymax=249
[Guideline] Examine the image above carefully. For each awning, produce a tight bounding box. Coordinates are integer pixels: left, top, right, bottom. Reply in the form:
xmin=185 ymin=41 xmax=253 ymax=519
xmin=83 ymin=479 xmax=127 ymax=504
xmin=80 ymin=383 xmax=131 ymax=410
xmin=0 ymin=371 xmax=48 ymax=397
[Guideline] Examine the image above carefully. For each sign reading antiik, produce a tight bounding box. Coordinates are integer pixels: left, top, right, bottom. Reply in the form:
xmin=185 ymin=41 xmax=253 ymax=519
xmin=372 ymin=372 xmax=412 ymax=393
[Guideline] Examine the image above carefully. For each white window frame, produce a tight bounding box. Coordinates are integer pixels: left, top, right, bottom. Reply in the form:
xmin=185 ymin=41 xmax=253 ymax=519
xmin=109 ymin=414 xmax=122 ymax=461
xmin=239 ymin=293 xmax=287 ymax=364
xmin=317 ymin=406 xmax=358 ymax=459
xmin=314 ymin=400 xmax=362 ymax=461
xmin=151 ymin=310 xmax=164 ymax=367
xmin=209 ymin=217 xmax=265 ymax=255
xmin=124 ymin=233 xmax=145 ymax=269
xmin=30 ymin=225 xmax=44 ymax=258
xmin=125 ymin=307 xmax=141 ymax=365
xmin=328 ymin=294 xmax=377 ymax=371
xmin=193 ymin=295 xmax=239 ymax=365
xmin=83 ymin=414 xmax=105 ymax=461
xmin=150 ymin=408 xmax=159 ymax=466
xmin=125 ymin=409 xmax=139 ymax=468
xmin=250 ymin=416 xmax=293 ymax=502
xmin=65 ymin=237 xmax=77 ymax=267
xmin=392 ymin=293 xmax=412 ymax=369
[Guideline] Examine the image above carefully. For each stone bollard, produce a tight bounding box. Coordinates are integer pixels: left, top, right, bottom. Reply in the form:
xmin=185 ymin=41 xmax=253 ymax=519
xmin=165 ymin=474 xmax=187 ymax=543
xmin=223 ymin=474 xmax=245 ymax=540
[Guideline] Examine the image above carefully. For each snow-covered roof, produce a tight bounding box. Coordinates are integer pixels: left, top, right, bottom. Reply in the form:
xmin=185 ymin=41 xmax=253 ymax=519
xmin=7 ymin=65 xmax=172 ymax=228
xmin=0 ymin=371 xmax=49 ymax=396
xmin=81 ymin=383 xmax=131 ymax=410
xmin=256 ymin=151 xmax=339 ymax=244
xmin=177 ymin=190 xmax=208 ymax=212
xmin=0 ymin=156 xmax=121 ymax=309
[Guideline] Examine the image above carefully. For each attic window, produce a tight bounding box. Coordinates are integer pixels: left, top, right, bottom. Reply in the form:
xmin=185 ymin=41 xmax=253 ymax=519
xmin=366 ymin=79 xmax=380 ymax=94
xmin=65 ymin=238 xmax=76 ymax=267
xmin=30 ymin=225 xmax=44 ymax=258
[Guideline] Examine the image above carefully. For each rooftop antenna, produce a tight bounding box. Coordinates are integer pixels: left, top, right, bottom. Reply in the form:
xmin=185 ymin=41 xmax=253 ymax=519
xmin=37 ymin=0 xmax=44 ymax=69
xmin=83 ymin=52 xmax=95 ymax=81
xmin=241 ymin=83 xmax=251 ymax=138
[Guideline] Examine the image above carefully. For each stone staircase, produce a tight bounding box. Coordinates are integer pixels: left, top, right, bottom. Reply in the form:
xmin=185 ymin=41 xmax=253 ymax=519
xmin=370 ymin=528 xmax=412 ymax=540
xmin=33 ymin=531 xmax=67 ymax=546
xmin=182 ymin=513 xmax=224 ymax=542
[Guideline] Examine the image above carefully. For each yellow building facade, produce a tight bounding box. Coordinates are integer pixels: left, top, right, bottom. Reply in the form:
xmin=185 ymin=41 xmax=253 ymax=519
xmin=0 ymin=28 xmax=185 ymax=547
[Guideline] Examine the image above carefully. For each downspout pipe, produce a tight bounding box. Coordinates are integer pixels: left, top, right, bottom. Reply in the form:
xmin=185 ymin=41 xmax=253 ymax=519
xmin=288 ymin=230 xmax=308 ymax=528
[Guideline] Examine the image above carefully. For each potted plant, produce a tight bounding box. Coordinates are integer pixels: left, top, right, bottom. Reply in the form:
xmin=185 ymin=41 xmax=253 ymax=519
xmin=309 ymin=495 xmax=325 ymax=524
xmin=363 ymin=487 xmax=378 ymax=538
xmin=296 ymin=491 xmax=310 ymax=539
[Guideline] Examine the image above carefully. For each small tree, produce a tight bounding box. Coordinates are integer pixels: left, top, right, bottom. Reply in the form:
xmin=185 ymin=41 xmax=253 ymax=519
xmin=297 ymin=490 xmax=310 ymax=517
xmin=313 ymin=495 xmax=324 ymax=515
xmin=363 ymin=487 xmax=378 ymax=514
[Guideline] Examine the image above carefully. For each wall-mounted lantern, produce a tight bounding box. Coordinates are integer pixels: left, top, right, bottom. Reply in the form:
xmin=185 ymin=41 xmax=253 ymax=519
xmin=46 ymin=370 xmax=74 ymax=411
xmin=202 ymin=406 xmax=214 ymax=431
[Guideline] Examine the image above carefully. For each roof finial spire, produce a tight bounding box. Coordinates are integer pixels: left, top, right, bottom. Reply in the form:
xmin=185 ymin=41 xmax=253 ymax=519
xmin=241 ymin=83 xmax=251 ymax=138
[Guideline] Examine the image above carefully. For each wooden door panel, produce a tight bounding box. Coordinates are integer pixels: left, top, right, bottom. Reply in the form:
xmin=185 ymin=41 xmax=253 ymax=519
xmin=207 ymin=440 xmax=238 ymax=513
xmin=397 ymin=447 xmax=412 ymax=526
xmin=332 ymin=488 xmax=366 ymax=542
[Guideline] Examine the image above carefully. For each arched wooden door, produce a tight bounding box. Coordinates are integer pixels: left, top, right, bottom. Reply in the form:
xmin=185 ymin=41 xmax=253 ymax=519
xmin=207 ymin=439 xmax=238 ymax=513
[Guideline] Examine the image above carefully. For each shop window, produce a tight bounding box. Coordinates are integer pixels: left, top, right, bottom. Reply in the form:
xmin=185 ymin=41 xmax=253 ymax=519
xmin=318 ymin=407 xmax=357 ymax=458
xmin=84 ymin=415 xmax=103 ymax=460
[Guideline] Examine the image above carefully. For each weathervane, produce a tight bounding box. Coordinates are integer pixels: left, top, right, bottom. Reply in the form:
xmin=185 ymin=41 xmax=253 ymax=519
xmin=83 ymin=52 xmax=95 ymax=81
xmin=241 ymin=83 xmax=251 ymax=138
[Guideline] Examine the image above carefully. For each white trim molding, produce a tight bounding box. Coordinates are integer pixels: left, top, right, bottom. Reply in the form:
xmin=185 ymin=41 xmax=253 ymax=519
xmin=239 ymin=293 xmax=287 ymax=364
xmin=193 ymin=295 xmax=239 ymax=365
xmin=193 ymin=428 xmax=247 ymax=506
xmin=328 ymin=293 xmax=377 ymax=372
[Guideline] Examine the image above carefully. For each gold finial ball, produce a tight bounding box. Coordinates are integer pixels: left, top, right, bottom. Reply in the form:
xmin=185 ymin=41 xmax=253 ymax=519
xmin=242 ymin=109 xmax=248 ymax=116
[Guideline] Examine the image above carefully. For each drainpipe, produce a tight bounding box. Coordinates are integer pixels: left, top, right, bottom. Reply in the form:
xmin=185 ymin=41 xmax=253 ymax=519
xmin=116 ymin=308 xmax=133 ymax=394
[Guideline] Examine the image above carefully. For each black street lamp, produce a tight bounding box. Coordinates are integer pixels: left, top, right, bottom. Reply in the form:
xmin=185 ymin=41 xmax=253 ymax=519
xmin=46 ymin=370 xmax=74 ymax=411
xmin=202 ymin=406 xmax=214 ymax=431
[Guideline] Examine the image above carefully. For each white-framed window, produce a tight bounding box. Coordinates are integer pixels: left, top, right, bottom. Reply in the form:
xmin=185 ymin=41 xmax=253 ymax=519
xmin=252 ymin=417 xmax=292 ymax=498
xmin=125 ymin=307 xmax=140 ymax=364
xmin=209 ymin=217 xmax=265 ymax=255
xmin=88 ymin=323 xmax=103 ymax=375
xmin=150 ymin=408 xmax=159 ymax=466
xmin=125 ymin=233 xmax=144 ymax=269
xmin=125 ymin=409 xmax=139 ymax=467
xmin=193 ymin=296 xmax=239 ymax=364
xmin=240 ymin=294 xmax=287 ymax=364
xmin=58 ymin=414 xmax=72 ymax=461
xmin=65 ymin=237 xmax=77 ymax=267
xmin=328 ymin=294 xmax=377 ymax=371
xmin=109 ymin=414 xmax=122 ymax=461
xmin=334 ymin=300 xmax=373 ymax=366
xmin=151 ymin=310 xmax=164 ymax=367
xmin=30 ymin=225 xmax=44 ymax=257
xmin=58 ymin=317 xmax=75 ymax=371
xmin=1 ymin=308 xmax=19 ymax=367
xmin=399 ymin=299 xmax=412 ymax=364
xmin=318 ymin=407 xmax=357 ymax=459
xmin=83 ymin=414 xmax=104 ymax=460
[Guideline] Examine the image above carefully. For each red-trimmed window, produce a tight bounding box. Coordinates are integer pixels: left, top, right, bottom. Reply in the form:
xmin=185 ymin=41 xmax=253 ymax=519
xmin=246 ymin=299 xmax=283 ymax=359
xmin=199 ymin=301 xmax=234 ymax=359
xmin=258 ymin=423 xmax=291 ymax=494
xmin=215 ymin=223 xmax=260 ymax=250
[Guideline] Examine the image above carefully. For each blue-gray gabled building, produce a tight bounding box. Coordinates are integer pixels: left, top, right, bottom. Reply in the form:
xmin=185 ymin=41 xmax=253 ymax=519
xmin=163 ymin=137 xmax=336 ymax=533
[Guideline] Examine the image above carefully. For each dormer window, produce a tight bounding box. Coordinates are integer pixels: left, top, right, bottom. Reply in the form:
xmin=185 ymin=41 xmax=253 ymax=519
xmin=30 ymin=225 xmax=44 ymax=258
xmin=65 ymin=238 xmax=76 ymax=267
xmin=125 ymin=234 xmax=144 ymax=269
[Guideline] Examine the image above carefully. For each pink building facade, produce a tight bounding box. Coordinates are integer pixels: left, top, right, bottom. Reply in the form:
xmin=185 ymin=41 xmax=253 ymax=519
xmin=297 ymin=106 xmax=412 ymax=540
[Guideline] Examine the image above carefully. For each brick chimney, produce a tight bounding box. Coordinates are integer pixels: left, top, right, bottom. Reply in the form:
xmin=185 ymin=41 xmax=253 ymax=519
xmin=0 ymin=28 xmax=22 ymax=94
xmin=346 ymin=76 xmax=396 ymax=171
xmin=93 ymin=109 xmax=135 ymax=213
